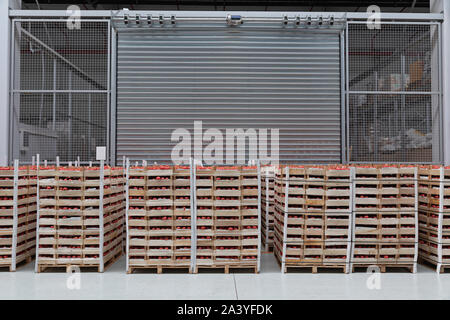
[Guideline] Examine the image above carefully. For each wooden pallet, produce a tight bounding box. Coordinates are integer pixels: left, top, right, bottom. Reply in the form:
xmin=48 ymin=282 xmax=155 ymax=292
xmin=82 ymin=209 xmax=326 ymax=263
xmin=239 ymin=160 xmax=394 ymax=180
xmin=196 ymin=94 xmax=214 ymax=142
xmin=127 ymin=265 xmax=192 ymax=274
xmin=37 ymin=264 xmax=101 ymax=273
xmin=274 ymin=251 xmax=348 ymax=273
xmin=284 ymin=264 xmax=348 ymax=273
xmin=419 ymin=257 xmax=450 ymax=273
xmin=351 ymin=263 xmax=416 ymax=273
xmin=37 ymin=250 xmax=122 ymax=273
xmin=194 ymin=264 xmax=258 ymax=274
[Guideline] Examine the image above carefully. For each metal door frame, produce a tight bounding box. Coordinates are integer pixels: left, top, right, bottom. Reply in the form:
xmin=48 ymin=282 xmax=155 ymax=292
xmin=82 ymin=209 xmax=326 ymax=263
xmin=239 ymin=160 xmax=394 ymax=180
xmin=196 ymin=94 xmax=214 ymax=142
xmin=112 ymin=15 xmax=346 ymax=164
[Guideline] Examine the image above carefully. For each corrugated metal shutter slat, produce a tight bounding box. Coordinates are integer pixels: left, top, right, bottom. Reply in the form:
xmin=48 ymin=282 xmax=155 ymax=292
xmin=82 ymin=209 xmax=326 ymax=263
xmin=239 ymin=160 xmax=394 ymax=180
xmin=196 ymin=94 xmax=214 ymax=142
xmin=117 ymin=28 xmax=342 ymax=163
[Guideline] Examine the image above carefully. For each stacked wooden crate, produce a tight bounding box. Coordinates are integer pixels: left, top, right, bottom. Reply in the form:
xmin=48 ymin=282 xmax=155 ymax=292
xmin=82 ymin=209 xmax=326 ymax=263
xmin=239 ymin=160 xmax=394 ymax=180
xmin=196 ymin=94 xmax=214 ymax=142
xmin=36 ymin=166 xmax=125 ymax=272
xmin=27 ymin=166 xmax=38 ymax=262
xmin=261 ymin=167 xmax=275 ymax=251
xmin=273 ymin=165 xmax=352 ymax=273
xmin=241 ymin=166 xmax=260 ymax=267
xmin=195 ymin=166 xmax=214 ymax=268
xmin=194 ymin=166 xmax=260 ymax=273
xmin=173 ymin=166 xmax=193 ymax=267
xmin=418 ymin=166 xmax=450 ymax=273
xmin=0 ymin=164 xmax=37 ymax=271
xmin=102 ymin=167 xmax=126 ymax=267
xmin=351 ymin=165 xmax=418 ymax=273
xmin=127 ymin=165 xmax=193 ymax=273
xmin=126 ymin=166 xmax=147 ymax=268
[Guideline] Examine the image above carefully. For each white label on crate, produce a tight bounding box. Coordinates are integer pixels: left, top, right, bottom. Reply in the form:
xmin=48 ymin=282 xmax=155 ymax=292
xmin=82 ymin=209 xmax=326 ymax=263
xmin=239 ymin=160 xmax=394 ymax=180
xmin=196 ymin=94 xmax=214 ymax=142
xmin=96 ymin=146 xmax=106 ymax=161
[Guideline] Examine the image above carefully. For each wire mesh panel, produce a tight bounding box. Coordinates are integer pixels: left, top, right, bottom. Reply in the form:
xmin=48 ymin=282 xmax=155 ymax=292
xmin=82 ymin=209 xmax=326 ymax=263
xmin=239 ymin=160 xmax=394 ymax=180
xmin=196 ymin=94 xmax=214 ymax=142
xmin=349 ymin=93 xmax=437 ymax=162
xmin=10 ymin=20 xmax=110 ymax=164
xmin=347 ymin=23 xmax=441 ymax=163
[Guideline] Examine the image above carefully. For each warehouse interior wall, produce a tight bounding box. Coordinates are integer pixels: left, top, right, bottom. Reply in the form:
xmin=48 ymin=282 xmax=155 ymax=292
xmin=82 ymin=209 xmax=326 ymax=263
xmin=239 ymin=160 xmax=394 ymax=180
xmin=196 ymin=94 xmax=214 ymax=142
xmin=3 ymin=6 xmax=446 ymax=165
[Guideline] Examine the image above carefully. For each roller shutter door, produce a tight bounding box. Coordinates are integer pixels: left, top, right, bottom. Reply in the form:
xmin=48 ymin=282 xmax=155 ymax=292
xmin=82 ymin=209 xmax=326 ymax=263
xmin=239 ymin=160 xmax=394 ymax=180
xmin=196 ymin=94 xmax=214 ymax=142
xmin=116 ymin=27 xmax=342 ymax=163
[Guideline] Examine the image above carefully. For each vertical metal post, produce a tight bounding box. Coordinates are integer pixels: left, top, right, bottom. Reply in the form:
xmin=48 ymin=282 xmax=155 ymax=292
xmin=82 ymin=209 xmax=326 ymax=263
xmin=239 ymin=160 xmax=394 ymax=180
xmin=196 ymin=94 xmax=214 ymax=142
xmin=121 ymin=163 xmax=126 ymax=255
xmin=281 ymin=167 xmax=289 ymax=273
xmin=340 ymin=29 xmax=347 ymax=163
xmin=125 ymin=158 xmax=130 ymax=272
xmin=437 ymin=166 xmax=444 ymax=272
xmin=99 ymin=159 xmax=105 ymax=272
xmin=347 ymin=167 xmax=355 ymax=274
xmin=438 ymin=22 xmax=444 ymax=164
xmin=413 ymin=166 xmax=418 ymax=274
xmin=374 ymin=72 xmax=378 ymax=157
xmin=9 ymin=19 xmax=23 ymax=163
xmin=88 ymin=93 xmax=91 ymax=159
xmin=189 ymin=158 xmax=196 ymax=273
xmin=107 ymin=20 xmax=112 ymax=165
xmin=265 ymin=175 xmax=270 ymax=252
xmin=349 ymin=166 xmax=357 ymax=274
xmin=257 ymin=160 xmax=261 ymax=273
xmin=68 ymin=70 xmax=72 ymax=161
xmin=5 ymin=16 xmax=17 ymax=164
xmin=110 ymin=23 xmax=117 ymax=165
xmin=52 ymin=59 xmax=56 ymax=130
xmin=11 ymin=159 xmax=19 ymax=271
xmin=345 ymin=21 xmax=350 ymax=162
xmin=56 ymin=156 xmax=59 ymax=167
xmin=34 ymin=154 xmax=40 ymax=272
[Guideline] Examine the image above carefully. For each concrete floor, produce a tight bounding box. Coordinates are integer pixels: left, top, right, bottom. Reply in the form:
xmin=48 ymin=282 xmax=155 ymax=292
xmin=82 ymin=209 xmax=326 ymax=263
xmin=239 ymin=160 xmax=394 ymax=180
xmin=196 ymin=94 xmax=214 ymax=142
xmin=0 ymin=253 xmax=449 ymax=300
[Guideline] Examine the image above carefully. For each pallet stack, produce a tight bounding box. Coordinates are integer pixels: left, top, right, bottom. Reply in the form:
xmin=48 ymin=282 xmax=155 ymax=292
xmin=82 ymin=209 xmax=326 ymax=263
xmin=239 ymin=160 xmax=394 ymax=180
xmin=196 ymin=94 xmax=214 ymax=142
xmin=0 ymin=163 xmax=37 ymax=271
xmin=195 ymin=166 xmax=214 ymax=269
xmin=273 ymin=165 xmax=353 ymax=273
xmin=173 ymin=165 xmax=193 ymax=267
xmin=36 ymin=165 xmax=125 ymax=273
xmin=194 ymin=166 xmax=260 ymax=273
xmin=351 ymin=165 xmax=418 ymax=273
xmin=418 ymin=166 xmax=450 ymax=273
xmin=103 ymin=167 xmax=126 ymax=267
xmin=126 ymin=165 xmax=193 ymax=273
xmin=261 ymin=167 xmax=275 ymax=251
xmin=240 ymin=166 xmax=260 ymax=268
